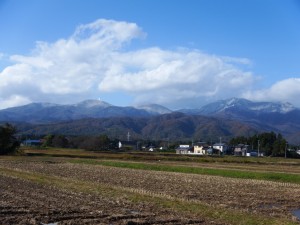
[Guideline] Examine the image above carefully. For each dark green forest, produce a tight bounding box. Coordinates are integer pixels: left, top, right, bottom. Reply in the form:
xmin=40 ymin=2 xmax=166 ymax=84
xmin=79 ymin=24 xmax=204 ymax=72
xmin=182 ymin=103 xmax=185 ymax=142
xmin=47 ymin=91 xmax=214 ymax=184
xmin=229 ymin=132 xmax=290 ymax=157
xmin=0 ymin=123 xmax=20 ymax=155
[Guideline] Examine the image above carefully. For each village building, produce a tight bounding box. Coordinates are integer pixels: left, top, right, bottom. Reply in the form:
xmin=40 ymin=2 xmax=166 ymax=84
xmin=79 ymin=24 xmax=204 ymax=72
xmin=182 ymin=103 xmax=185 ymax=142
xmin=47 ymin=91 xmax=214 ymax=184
xmin=233 ymin=144 xmax=264 ymax=157
xmin=176 ymin=145 xmax=192 ymax=154
xmin=21 ymin=139 xmax=42 ymax=147
xmin=193 ymin=142 xmax=209 ymax=155
xmin=233 ymin=144 xmax=249 ymax=156
xmin=176 ymin=142 xmax=211 ymax=155
xmin=213 ymin=143 xmax=228 ymax=154
xmin=118 ymin=140 xmax=138 ymax=151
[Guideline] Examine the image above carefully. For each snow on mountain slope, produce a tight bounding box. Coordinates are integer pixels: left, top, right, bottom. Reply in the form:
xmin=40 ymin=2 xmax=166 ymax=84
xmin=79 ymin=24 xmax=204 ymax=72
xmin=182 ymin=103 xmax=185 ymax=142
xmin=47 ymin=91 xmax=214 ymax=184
xmin=198 ymin=98 xmax=296 ymax=114
xmin=134 ymin=104 xmax=172 ymax=115
xmin=73 ymin=99 xmax=112 ymax=108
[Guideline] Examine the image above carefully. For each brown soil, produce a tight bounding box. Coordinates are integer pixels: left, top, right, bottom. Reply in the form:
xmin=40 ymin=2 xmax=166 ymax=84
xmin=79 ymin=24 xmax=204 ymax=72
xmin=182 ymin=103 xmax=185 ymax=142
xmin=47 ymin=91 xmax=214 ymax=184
xmin=1 ymin=158 xmax=300 ymax=224
xmin=0 ymin=159 xmax=219 ymax=225
xmin=0 ymin=174 xmax=210 ymax=225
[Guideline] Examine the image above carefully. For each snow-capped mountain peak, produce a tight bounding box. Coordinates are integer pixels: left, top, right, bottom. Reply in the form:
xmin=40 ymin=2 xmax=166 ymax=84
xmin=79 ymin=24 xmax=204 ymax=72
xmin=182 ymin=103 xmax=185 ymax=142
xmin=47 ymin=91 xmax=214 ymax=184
xmin=134 ymin=104 xmax=172 ymax=115
xmin=249 ymin=101 xmax=295 ymax=113
xmin=73 ymin=99 xmax=112 ymax=108
xmin=277 ymin=102 xmax=295 ymax=113
xmin=197 ymin=98 xmax=251 ymax=114
xmin=198 ymin=98 xmax=297 ymax=114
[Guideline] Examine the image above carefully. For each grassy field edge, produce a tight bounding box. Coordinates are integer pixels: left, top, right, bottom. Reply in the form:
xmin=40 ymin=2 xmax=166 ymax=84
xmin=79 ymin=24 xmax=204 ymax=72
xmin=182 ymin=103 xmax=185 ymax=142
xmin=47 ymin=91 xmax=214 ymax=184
xmin=70 ymin=159 xmax=300 ymax=184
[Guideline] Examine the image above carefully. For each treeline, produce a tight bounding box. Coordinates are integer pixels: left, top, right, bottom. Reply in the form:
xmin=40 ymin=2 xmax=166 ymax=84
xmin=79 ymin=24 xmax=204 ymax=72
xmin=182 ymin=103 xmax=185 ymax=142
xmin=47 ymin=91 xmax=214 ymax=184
xmin=42 ymin=134 xmax=114 ymax=151
xmin=229 ymin=132 xmax=288 ymax=157
xmin=0 ymin=123 xmax=20 ymax=155
xmin=36 ymin=132 xmax=292 ymax=157
xmin=41 ymin=134 xmax=171 ymax=151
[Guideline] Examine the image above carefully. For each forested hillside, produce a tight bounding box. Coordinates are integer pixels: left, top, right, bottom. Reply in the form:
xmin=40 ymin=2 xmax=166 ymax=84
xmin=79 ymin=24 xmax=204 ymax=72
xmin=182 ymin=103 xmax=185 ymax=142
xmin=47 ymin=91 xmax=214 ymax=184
xmin=14 ymin=113 xmax=259 ymax=142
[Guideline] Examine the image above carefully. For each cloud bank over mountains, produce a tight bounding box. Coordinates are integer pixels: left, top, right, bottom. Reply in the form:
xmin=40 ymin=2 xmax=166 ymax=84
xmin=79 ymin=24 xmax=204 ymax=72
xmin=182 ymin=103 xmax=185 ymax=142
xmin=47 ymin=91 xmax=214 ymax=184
xmin=0 ymin=19 xmax=299 ymax=109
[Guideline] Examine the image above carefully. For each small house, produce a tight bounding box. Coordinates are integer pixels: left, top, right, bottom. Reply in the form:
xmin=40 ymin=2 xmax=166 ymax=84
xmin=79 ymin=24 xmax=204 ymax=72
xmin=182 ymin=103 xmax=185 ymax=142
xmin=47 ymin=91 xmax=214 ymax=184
xmin=213 ymin=143 xmax=228 ymax=154
xmin=193 ymin=142 xmax=209 ymax=155
xmin=176 ymin=145 xmax=192 ymax=154
xmin=234 ymin=144 xmax=249 ymax=156
xmin=118 ymin=141 xmax=138 ymax=151
xmin=21 ymin=139 xmax=42 ymax=147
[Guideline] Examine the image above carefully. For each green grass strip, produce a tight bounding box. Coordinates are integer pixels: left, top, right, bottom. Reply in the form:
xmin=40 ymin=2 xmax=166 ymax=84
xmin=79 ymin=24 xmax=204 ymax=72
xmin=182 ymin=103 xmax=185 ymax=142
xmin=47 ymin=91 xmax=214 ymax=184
xmin=23 ymin=148 xmax=300 ymax=165
xmin=71 ymin=159 xmax=300 ymax=184
xmin=0 ymin=167 xmax=296 ymax=225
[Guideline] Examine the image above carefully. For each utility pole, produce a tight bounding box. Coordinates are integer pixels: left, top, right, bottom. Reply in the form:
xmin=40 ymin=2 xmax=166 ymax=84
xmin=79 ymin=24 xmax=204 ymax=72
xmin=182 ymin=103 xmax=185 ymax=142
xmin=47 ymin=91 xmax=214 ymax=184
xmin=285 ymin=142 xmax=288 ymax=158
xmin=257 ymin=140 xmax=260 ymax=157
xmin=127 ymin=131 xmax=130 ymax=142
xmin=167 ymin=138 xmax=169 ymax=149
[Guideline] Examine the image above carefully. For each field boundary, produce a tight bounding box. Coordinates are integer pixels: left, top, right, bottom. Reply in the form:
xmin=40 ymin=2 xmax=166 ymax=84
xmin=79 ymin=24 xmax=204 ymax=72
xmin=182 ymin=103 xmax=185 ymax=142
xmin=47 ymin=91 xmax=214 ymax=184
xmin=69 ymin=159 xmax=300 ymax=185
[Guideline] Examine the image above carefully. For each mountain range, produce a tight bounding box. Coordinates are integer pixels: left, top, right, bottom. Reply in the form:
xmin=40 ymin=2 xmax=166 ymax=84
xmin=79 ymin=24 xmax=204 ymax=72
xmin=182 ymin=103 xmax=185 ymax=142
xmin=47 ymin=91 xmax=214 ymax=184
xmin=1 ymin=98 xmax=300 ymax=144
xmin=0 ymin=100 xmax=171 ymax=123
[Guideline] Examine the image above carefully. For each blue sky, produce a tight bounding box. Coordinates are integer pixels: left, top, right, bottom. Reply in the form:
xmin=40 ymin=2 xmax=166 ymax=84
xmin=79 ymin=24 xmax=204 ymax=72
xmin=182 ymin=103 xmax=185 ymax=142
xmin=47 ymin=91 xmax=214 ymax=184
xmin=0 ymin=0 xmax=300 ymax=109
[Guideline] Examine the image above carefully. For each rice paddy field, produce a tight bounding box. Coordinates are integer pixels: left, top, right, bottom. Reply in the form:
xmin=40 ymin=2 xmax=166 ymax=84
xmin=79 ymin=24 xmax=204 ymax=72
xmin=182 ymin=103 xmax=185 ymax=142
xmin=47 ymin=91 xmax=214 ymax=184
xmin=1 ymin=148 xmax=300 ymax=224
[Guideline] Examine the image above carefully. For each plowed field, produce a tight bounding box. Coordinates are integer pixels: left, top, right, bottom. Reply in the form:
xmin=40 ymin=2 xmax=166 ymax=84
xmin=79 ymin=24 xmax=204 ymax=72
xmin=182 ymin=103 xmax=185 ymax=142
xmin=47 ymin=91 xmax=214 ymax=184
xmin=1 ymin=155 xmax=300 ymax=224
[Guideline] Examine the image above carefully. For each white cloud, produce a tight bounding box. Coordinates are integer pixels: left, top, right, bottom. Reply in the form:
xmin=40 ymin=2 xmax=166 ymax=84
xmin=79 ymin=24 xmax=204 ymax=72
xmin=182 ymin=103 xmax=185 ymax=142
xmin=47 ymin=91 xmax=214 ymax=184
xmin=99 ymin=49 xmax=256 ymax=106
xmin=0 ymin=95 xmax=31 ymax=110
xmin=243 ymin=78 xmax=300 ymax=106
xmin=0 ymin=19 xmax=145 ymax=109
xmin=221 ymin=56 xmax=253 ymax=66
xmin=0 ymin=18 xmax=297 ymax=110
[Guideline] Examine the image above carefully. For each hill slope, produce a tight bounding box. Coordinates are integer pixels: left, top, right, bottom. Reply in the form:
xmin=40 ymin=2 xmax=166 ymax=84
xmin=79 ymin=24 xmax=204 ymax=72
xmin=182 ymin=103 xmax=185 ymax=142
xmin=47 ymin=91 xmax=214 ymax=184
xmin=178 ymin=98 xmax=300 ymax=144
xmin=15 ymin=113 xmax=259 ymax=142
xmin=0 ymin=100 xmax=171 ymax=123
xmin=2 ymin=98 xmax=300 ymax=144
